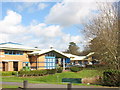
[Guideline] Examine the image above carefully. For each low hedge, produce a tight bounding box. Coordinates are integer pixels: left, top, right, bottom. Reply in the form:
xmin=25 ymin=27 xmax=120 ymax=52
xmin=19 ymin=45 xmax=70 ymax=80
xmin=18 ymin=69 xmax=48 ymax=77
xmin=56 ymin=67 xmax=63 ymax=73
xmin=70 ymin=66 xmax=82 ymax=72
xmin=46 ymin=69 xmax=57 ymax=74
xmin=18 ymin=69 xmax=57 ymax=77
xmin=86 ymin=64 xmax=110 ymax=70
xmin=2 ymin=71 xmax=17 ymax=76
xmin=102 ymin=70 xmax=120 ymax=87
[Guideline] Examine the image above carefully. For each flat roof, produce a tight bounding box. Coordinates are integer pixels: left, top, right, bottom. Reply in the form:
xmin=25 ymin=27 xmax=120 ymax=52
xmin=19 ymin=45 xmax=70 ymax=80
xmin=0 ymin=42 xmax=40 ymax=51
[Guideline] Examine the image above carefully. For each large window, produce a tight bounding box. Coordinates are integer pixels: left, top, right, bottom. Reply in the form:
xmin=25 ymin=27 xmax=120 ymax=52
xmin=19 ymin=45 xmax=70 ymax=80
xmin=45 ymin=58 xmax=55 ymax=69
xmin=4 ymin=50 xmax=23 ymax=55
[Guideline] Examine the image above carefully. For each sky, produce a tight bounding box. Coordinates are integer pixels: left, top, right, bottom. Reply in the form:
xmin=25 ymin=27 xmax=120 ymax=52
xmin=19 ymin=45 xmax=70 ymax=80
xmin=0 ymin=0 xmax=117 ymax=51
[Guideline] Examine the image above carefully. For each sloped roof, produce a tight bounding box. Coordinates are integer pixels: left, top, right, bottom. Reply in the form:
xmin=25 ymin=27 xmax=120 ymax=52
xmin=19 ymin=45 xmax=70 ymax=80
xmin=86 ymin=52 xmax=95 ymax=57
xmin=64 ymin=53 xmax=86 ymax=60
xmin=28 ymin=49 xmax=69 ymax=58
xmin=0 ymin=42 xmax=39 ymax=51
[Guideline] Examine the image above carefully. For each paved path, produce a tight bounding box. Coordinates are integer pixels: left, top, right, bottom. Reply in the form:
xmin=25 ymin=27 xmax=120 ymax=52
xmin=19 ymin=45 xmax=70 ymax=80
xmin=1 ymin=82 xmax=105 ymax=88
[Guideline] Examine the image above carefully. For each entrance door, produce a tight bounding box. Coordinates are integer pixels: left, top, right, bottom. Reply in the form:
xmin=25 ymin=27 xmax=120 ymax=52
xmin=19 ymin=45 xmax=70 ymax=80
xmin=2 ymin=62 xmax=8 ymax=71
xmin=13 ymin=62 xmax=18 ymax=71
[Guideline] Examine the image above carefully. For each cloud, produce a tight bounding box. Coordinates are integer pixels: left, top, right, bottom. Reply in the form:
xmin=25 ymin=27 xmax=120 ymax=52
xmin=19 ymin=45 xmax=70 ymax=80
xmin=2 ymin=10 xmax=22 ymax=25
xmin=38 ymin=3 xmax=48 ymax=10
xmin=0 ymin=10 xmax=83 ymax=51
xmin=45 ymin=0 xmax=98 ymax=26
xmin=16 ymin=2 xmax=48 ymax=13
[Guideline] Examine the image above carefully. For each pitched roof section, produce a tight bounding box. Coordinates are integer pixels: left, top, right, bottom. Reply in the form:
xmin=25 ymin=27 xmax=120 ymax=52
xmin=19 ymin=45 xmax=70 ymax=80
xmin=64 ymin=53 xmax=86 ymax=60
xmin=28 ymin=49 xmax=69 ymax=58
xmin=64 ymin=52 xmax=94 ymax=61
xmin=0 ymin=42 xmax=39 ymax=51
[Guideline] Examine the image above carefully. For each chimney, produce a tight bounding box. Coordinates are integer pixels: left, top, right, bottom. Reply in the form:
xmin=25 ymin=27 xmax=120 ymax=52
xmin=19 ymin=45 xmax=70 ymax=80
xmin=50 ymin=46 xmax=53 ymax=49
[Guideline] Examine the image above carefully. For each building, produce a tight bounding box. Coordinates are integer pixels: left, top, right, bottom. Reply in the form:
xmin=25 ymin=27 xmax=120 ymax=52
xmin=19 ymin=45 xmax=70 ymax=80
xmin=28 ymin=49 xmax=70 ymax=70
xmin=0 ymin=42 xmax=39 ymax=71
xmin=0 ymin=42 xmax=95 ymax=71
xmin=64 ymin=52 xmax=95 ymax=65
xmin=0 ymin=42 xmax=70 ymax=71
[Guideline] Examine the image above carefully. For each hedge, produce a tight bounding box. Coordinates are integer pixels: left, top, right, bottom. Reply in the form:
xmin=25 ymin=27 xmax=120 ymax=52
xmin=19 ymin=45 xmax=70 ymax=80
xmin=56 ymin=67 xmax=63 ymax=73
xmin=18 ymin=69 xmax=48 ymax=77
xmin=18 ymin=69 xmax=58 ymax=77
xmin=70 ymin=66 xmax=82 ymax=72
xmin=46 ymin=69 xmax=56 ymax=74
xmin=1 ymin=71 xmax=17 ymax=76
xmin=102 ymin=70 xmax=120 ymax=87
xmin=86 ymin=64 xmax=109 ymax=70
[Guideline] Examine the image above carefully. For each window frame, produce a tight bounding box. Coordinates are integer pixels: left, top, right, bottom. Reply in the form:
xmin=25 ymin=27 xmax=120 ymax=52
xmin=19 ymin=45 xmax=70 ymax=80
xmin=4 ymin=50 xmax=23 ymax=55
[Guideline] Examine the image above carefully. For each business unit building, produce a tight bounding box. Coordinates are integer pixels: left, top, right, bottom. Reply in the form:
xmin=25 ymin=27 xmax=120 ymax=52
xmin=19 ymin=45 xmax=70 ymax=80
xmin=0 ymin=42 xmax=38 ymax=71
xmin=64 ymin=52 xmax=95 ymax=65
xmin=28 ymin=49 xmax=70 ymax=70
xmin=0 ymin=42 xmax=70 ymax=71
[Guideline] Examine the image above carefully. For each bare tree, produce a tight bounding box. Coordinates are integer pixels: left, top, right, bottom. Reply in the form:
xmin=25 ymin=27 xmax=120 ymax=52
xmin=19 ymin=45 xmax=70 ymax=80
xmin=83 ymin=2 xmax=120 ymax=70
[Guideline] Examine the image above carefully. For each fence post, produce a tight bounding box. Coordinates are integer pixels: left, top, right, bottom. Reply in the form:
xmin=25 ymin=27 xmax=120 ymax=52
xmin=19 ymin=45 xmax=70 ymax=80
xmin=23 ymin=80 xmax=28 ymax=89
xmin=67 ymin=83 xmax=72 ymax=90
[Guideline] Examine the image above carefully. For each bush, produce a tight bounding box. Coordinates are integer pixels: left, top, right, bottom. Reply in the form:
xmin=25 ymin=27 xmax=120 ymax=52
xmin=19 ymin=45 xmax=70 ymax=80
xmin=1 ymin=71 xmax=18 ymax=76
xmin=46 ymin=69 xmax=56 ymax=74
xmin=85 ymin=64 xmax=110 ymax=70
xmin=102 ymin=70 xmax=120 ymax=87
xmin=18 ymin=69 xmax=48 ymax=77
xmin=2 ymin=71 xmax=13 ymax=76
xmin=57 ymin=67 xmax=63 ymax=73
xmin=21 ymin=66 xmax=30 ymax=71
xmin=70 ymin=66 xmax=82 ymax=72
xmin=12 ymin=71 xmax=17 ymax=75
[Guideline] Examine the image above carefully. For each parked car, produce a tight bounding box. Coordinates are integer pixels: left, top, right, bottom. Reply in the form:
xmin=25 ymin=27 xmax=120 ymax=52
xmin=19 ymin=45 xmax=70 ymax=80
xmin=74 ymin=64 xmax=86 ymax=68
xmin=79 ymin=64 xmax=86 ymax=67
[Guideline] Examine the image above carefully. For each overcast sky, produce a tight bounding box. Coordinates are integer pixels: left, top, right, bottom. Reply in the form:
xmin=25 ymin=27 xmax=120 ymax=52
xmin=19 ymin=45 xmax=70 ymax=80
xmin=0 ymin=0 xmax=117 ymax=51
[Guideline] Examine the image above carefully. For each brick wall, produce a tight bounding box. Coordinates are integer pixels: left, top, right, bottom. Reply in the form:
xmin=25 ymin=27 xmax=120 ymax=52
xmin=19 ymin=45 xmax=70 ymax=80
xmin=0 ymin=50 xmax=31 ymax=71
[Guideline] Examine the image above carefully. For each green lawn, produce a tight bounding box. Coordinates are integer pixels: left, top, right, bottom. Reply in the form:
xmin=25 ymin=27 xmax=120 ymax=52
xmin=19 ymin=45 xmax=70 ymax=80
xmin=2 ymin=70 xmax=103 ymax=84
xmin=2 ymin=84 xmax=19 ymax=88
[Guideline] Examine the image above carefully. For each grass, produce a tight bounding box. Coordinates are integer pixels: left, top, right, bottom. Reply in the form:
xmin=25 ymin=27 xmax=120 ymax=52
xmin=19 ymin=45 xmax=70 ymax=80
xmin=2 ymin=84 xmax=19 ymax=88
xmin=2 ymin=70 xmax=103 ymax=84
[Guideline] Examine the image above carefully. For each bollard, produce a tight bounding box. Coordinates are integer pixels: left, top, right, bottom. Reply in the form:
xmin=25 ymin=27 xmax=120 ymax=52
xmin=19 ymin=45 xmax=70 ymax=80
xmin=67 ymin=83 xmax=72 ymax=90
xmin=23 ymin=80 xmax=28 ymax=89
xmin=16 ymin=71 xmax=18 ymax=77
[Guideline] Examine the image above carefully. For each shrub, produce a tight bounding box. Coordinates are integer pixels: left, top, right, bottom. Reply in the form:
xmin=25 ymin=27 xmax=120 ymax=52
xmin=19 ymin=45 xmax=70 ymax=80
xmin=102 ymin=70 xmax=120 ymax=87
xmin=18 ymin=69 xmax=48 ymax=77
xmin=46 ymin=69 xmax=56 ymax=74
xmin=82 ymin=76 xmax=102 ymax=85
xmin=85 ymin=64 xmax=110 ymax=70
xmin=57 ymin=67 xmax=63 ymax=73
xmin=2 ymin=71 xmax=13 ymax=76
xmin=70 ymin=66 xmax=82 ymax=72
xmin=21 ymin=66 xmax=30 ymax=71
xmin=12 ymin=71 xmax=17 ymax=75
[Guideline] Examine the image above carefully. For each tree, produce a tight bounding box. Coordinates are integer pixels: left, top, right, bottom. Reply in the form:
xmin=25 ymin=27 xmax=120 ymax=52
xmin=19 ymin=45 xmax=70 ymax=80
xmin=83 ymin=2 xmax=120 ymax=70
xmin=79 ymin=46 xmax=91 ymax=56
xmin=64 ymin=42 xmax=80 ymax=55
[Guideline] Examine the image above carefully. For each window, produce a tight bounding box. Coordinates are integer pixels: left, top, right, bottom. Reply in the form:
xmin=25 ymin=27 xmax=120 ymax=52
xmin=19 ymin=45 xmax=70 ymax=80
xmin=4 ymin=50 xmax=23 ymax=55
xmin=45 ymin=58 xmax=55 ymax=69
xmin=45 ymin=52 xmax=56 ymax=57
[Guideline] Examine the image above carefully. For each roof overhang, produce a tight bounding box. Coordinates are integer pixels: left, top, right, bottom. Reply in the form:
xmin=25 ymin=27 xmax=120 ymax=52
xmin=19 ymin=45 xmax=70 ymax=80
xmin=2 ymin=60 xmax=20 ymax=62
xmin=0 ymin=47 xmax=39 ymax=51
xmin=28 ymin=49 xmax=69 ymax=58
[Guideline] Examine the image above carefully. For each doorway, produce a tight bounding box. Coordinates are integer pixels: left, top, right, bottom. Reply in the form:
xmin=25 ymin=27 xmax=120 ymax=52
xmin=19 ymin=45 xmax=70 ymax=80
xmin=2 ymin=62 xmax=8 ymax=71
xmin=13 ymin=62 xmax=18 ymax=71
